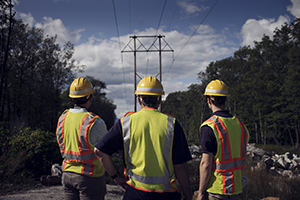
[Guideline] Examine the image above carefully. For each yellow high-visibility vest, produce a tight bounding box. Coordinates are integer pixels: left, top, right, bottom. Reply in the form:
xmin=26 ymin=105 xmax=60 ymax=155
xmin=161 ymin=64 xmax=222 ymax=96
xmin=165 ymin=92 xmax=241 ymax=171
xmin=56 ymin=110 xmax=105 ymax=177
xmin=200 ymin=115 xmax=249 ymax=195
xmin=121 ymin=108 xmax=178 ymax=192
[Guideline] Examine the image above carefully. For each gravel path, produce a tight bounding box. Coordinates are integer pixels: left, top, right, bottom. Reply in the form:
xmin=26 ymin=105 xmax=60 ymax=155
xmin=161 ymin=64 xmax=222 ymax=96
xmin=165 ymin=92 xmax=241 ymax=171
xmin=0 ymin=184 xmax=124 ymax=200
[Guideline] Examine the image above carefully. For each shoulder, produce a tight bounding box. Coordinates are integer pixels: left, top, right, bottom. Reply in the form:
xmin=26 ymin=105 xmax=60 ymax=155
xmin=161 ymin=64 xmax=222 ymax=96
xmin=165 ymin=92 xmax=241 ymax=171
xmin=201 ymin=115 xmax=217 ymax=127
xmin=87 ymin=112 xmax=100 ymax=118
xmin=163 ymin=112 xmax=175 ymax=118
xmin=123 ymin=111 xmax=136 ymax=117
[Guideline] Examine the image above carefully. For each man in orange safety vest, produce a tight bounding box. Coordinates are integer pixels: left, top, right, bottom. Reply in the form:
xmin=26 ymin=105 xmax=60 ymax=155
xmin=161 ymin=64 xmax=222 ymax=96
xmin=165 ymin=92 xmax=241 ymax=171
xmin=197 ymin=80 xmax=249 ymax=200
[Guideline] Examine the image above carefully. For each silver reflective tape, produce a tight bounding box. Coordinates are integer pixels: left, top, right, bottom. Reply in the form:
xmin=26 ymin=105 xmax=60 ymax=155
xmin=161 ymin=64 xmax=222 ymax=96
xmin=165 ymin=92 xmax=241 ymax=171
xmin=136 ymin=87 xmax=163 ymax=92
xmin=70 ymin=87 xmax=93 ymax=95
xmin=205 ymin=89 xmax=228 ymax=94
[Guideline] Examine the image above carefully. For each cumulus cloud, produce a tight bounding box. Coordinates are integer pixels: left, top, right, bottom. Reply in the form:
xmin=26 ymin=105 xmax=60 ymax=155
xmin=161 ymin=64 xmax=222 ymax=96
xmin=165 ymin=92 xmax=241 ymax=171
xmin=287 ymin=0 xmax=300 ymax=17
xmin=178 ymin=0 xmax=208 ymax=17
xmin=35 ymin=17 xmax=84 ymax=45
xmin=13 ymin=5 xmax=237 ymax=118
xmin=19 ymin=12 xmax=35 ymax=27
xmin=72 ymin=26 xmax=237 ymax=117
xmin=240 ymin=16 xmax=290 ymax=47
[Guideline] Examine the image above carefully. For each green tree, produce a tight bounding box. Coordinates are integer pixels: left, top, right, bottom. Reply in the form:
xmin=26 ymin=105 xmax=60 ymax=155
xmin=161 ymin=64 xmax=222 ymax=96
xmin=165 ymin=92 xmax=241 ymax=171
xmin=1 ymin=18 xmax=80 ymax=131
xmin=196 ymin=18 xmax=300 ymax=147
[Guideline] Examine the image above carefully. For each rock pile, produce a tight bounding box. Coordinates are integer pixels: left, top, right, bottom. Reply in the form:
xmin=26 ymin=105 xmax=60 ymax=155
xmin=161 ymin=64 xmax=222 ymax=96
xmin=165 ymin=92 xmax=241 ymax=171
xmin=248 ymin=144 xmax=300 ymax=179
xmin=189 ymin=143 xmax=300 ymax=179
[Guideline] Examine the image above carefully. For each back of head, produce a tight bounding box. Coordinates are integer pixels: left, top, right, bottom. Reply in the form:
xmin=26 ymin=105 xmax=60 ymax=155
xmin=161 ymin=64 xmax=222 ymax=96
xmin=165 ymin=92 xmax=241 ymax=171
xmin=69 ymin=77 xmax=95 ymax=105
xmin=135 ymin=76 xmax=164 ymax=108
xmin=204 ymin=79 xmax=228 ymax=107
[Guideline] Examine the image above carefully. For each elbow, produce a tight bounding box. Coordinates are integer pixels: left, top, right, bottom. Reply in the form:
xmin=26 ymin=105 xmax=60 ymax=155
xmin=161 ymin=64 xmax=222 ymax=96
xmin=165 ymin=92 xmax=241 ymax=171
xmin=200 ymin=161 xmax=212 ymax=170
xmin=94 ymin=147 xmax=103 ymax=158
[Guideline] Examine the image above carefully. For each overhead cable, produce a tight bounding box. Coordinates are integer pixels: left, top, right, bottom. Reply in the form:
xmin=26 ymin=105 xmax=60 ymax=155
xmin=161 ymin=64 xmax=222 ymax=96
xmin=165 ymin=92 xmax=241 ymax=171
xmin=145 ymin=0 xmax=167 ymax=77
xmin=155 ymin=0 xmax=167 ymax=36
xmin=112 ymin=0 xmax=129 ymax=111
xmin=165 ymin=0 xmax=219 ymax=81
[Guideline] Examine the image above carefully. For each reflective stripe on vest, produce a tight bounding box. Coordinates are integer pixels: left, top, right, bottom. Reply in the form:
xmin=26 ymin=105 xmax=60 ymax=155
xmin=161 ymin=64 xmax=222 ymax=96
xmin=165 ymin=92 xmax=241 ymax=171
xmin=56 ymin=111 xmax=99 ymax=176
xmin=203 ymin=115 xmax=248 ymax=194
xmin=122 ymin=114 xmax=175 ymax=191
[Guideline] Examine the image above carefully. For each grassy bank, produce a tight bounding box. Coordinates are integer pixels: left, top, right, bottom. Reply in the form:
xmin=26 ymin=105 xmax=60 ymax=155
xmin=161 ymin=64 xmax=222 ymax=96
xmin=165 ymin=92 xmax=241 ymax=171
xmin=188 ymin=144 xmax=300 ymax=200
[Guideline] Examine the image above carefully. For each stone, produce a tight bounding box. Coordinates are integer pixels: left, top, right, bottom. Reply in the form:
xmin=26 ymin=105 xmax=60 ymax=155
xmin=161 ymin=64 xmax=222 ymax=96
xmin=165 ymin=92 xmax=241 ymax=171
xmin=51 ymin=163 xmax=62 ymax=177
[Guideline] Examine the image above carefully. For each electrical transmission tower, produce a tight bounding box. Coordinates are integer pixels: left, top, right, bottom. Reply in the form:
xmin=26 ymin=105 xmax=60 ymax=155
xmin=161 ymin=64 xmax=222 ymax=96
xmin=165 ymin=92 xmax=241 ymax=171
xmin=121 ymin=35 xmax=174 ymax=111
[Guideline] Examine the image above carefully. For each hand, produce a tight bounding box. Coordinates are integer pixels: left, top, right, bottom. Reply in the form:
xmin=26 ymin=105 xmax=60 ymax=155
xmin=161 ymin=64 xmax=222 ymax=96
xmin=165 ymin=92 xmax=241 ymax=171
xmin=114 ymin=175 xmax=127 ymax=191
xmin=196 ymin=191 xmax=208 ymax=200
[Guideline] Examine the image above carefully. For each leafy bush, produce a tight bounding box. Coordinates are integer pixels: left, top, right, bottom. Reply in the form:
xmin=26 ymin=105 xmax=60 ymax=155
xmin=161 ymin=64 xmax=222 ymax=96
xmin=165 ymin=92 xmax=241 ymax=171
xmin=0 ymin=127 xmax=62 ymax=184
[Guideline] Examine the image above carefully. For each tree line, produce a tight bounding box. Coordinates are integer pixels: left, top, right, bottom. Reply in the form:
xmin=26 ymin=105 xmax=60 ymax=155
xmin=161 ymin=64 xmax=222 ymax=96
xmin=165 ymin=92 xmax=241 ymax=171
xmin=0 ymin=0 xmax=116 ymax=183
xmin=1 ymin=0 xmax=300 ymax=184
xmin=162 ymin=18 xmax=300 ymax=148
xmin=0 ymin=1 xmax=116 ymax=132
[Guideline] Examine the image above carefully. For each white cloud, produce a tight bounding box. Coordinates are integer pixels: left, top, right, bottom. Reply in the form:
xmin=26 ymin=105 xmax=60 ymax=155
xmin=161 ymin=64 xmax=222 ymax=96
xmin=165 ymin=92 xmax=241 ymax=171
xmin=35 ymin=17 xmax=84 ymax=45
xmin=240 ymin=16 xmax=290 ymax=47
xmin=19 ymin=12 xmax=35 ymax=27
xmin=287 ymin=0 xmax=300 ymax=17
xmin=72 ymin=26 xmax=236 ymax=118
xmin=177 ymin=0 xmax=208 ymax=17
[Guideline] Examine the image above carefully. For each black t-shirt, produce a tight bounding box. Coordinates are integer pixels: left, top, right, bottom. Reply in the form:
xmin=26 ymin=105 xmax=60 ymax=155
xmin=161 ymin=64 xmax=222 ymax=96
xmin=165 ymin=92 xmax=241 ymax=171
xmin=95 ymin=117 xmax=192 ymax=165
xmin=200 ymin=110 xmax=233 ymax=155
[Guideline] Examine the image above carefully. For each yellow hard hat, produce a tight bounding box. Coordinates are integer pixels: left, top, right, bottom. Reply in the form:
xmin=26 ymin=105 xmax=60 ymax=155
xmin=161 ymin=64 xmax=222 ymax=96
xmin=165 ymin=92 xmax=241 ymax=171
xmin=135 ymin=76 xmax=165 ymax=95
xmin=204 ymin=79 xmax=228 ymax=96
xmin=69 ymin=77 xmax=95 ymax=98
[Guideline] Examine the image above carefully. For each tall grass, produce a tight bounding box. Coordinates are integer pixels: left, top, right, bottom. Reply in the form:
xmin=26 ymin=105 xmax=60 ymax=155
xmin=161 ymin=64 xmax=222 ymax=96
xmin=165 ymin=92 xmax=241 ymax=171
xmin=188 ymin=156 xmax=300 ymax=200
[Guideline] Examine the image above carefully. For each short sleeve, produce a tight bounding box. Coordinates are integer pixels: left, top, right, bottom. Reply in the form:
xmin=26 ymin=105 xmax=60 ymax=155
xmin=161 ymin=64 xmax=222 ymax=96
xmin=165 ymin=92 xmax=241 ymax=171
xmin=172 ymin=120 xmax=192 ymax=165
xmin=89 ymin=118 xmax=108 ymax=146
xmin=94 ymin=120 xmax=124 ymax=155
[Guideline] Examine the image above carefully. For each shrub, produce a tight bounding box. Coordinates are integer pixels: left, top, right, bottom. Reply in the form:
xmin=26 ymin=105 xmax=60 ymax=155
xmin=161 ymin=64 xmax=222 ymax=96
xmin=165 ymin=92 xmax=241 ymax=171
xmin=0 ymin=127 xmax=62 ymax=184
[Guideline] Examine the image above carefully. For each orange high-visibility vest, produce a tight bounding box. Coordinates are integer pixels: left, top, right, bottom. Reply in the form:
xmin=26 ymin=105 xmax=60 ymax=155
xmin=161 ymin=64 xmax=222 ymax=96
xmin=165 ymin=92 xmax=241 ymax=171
xmin=200 ymin=115 xmax=249 ymax=195
xmin=56 ymin=110 xmax=105 ymax=177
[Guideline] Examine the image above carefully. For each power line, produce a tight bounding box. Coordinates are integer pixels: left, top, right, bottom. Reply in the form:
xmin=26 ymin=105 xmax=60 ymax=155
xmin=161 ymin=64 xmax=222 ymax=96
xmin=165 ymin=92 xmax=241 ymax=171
xmin=112 ymin=0 xmax=129 ymax=111
xmin=145 ymin=0 xmax=167 ymax=76
xmin=167 ymin=4 xmax=177 ymax=32
xmin=165 ymin=0 xmax=219 ymax=81
xmin=128 ymin=0 xmax=131 ymax=33
xmin=155 ymin=0 xmax=167 ymax=36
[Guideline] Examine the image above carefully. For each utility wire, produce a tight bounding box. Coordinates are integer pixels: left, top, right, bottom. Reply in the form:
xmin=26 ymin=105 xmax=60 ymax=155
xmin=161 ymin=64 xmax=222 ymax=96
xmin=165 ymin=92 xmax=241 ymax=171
xmin=165 ymin=0 xmax=219 ymax=81
xmin=128 ymin=0 xmax=131 ymax=33
xmin=145 ymin=0 xmax=167 ymax=77
xmin=155 ymin=0 xmax=167 ymax=36
xmin=112 ymin=0 xmax=129 ymax=111
xmin=167 ymin=5 xmax=177 ymax=32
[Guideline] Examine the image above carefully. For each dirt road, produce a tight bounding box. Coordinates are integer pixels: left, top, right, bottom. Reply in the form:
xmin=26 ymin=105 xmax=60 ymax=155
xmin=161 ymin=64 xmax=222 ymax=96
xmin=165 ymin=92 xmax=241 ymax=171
xmin=0 ymin=184 xmax=124 ymax=200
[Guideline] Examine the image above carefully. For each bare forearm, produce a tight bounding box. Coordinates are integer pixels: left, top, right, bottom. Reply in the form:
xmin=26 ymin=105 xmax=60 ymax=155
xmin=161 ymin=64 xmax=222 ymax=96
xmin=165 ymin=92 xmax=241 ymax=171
xmin=199 ymin=161 xmax=211 ymax=193
xmin=94 ymin=148 xmax=127 ymax=189
xmin=174 ymin=163 xmax=192 ymax=200
xmin=197 ymin=153 xmax=213 ymax=200
xmin=94 ymin=148 xmax=117 ymax=176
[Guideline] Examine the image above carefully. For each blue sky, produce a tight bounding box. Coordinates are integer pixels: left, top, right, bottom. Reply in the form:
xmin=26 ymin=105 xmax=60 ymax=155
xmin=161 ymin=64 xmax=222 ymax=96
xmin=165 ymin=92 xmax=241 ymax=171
xmin=14 ymin=0 xmax=300 ymax=118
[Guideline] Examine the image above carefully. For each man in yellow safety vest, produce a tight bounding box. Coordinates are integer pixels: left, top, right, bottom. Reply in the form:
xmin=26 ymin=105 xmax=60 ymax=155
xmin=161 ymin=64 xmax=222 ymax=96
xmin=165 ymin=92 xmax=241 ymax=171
xmin=94 ymin=76 xmax=193 ymax=200
xmin=196 ymin=80 xmax=249 ymax=200
xmin=56 ymin=77 xmax=107 ymax=200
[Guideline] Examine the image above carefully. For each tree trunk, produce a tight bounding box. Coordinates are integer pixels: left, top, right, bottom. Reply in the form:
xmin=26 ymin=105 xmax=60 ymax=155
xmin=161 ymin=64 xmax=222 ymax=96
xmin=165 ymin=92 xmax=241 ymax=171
xmin=259 ymin=110 xmax=263 ymax=144
xmin=255 ymin=122 xmax=259 ymax=144
xmin=295 ymin=120 xmax=299 ymax=149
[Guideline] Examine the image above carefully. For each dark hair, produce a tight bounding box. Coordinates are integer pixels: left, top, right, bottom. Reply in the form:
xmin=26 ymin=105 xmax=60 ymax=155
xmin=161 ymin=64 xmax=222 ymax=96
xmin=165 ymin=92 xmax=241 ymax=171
xmin=207 ymin=95 xmax=226 ymax=107
xmin=139 ymin=95 xmax=161 ymax=108
xmin=71 ymin=95 xmax=92 ymax=105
